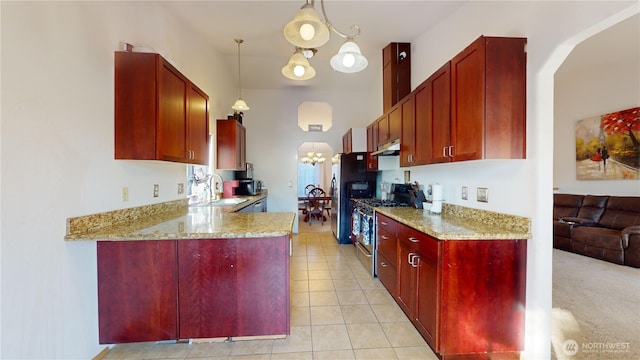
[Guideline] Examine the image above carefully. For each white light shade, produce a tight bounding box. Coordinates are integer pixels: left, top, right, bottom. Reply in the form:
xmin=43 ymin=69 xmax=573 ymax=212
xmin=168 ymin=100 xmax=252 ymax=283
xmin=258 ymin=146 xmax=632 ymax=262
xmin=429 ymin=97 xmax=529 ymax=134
xmin=330 ymin=40 xmax=368 ymax=73
xmin=282 ymin=52 xmax=316 ymax=80
xmin=283 ymin=4 xmax=330 ymax=48
xmin=232 ymin=98 xmax=249 ymax=111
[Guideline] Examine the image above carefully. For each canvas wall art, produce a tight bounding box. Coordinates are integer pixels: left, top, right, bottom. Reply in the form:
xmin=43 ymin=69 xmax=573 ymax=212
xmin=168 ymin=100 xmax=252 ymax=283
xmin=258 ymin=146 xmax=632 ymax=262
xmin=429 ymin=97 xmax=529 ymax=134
xmin=575 ymin=106 xmax=639 ymax=180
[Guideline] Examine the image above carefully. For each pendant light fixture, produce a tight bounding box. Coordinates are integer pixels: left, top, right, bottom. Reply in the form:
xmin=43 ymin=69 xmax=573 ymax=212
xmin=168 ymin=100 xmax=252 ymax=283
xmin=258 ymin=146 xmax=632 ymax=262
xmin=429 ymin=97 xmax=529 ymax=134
xmin=282 ymin=0 xmax=368 ymax=78
xmin=282 ymin=48 xmax=317 ymax=80
xmin=231 ymin=38 xmax=249 ymax=112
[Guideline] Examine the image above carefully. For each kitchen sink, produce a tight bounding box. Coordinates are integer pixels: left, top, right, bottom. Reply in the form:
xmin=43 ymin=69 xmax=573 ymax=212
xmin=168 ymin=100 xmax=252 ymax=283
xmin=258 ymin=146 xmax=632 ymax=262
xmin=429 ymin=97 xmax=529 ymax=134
xmin=191 ymin=198 xmax=248 ymax=207
xmin=212 ymin=198 xmax=247 ymax=205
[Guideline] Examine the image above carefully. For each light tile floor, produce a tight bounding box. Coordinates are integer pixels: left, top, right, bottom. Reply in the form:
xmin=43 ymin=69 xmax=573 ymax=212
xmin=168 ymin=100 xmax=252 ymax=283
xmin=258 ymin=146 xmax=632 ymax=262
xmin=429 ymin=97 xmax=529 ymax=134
xmin=104 ymin=232 xmax=438 ymax=360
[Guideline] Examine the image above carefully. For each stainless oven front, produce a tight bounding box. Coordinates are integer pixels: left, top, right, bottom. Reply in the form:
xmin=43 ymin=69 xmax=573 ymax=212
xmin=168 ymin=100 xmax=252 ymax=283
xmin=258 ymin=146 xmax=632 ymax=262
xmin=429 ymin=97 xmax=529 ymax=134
xmin=353 ymin=203 xmax=375 ymax=277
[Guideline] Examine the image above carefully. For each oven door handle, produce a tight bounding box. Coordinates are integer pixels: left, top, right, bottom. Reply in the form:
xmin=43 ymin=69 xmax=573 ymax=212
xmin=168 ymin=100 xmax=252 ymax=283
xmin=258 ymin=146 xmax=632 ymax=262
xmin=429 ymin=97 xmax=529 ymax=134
xmin=355 ymin=241 xmax=372 ymax=258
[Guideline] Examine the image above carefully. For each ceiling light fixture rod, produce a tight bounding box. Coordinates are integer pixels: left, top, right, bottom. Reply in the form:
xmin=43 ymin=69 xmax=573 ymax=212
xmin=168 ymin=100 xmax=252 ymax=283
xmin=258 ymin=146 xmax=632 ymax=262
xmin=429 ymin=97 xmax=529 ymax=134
xmin=317 ymin=0 xmax=360 ymax=40
xmin=232 ymin=38 xmax=249 ymax=112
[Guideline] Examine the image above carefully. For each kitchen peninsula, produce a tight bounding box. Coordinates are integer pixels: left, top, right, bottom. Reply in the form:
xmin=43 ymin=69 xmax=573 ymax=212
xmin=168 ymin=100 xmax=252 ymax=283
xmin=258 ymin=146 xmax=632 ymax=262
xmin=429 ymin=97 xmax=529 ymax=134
xmin=65 ymin=193 xmax=295 ymax=344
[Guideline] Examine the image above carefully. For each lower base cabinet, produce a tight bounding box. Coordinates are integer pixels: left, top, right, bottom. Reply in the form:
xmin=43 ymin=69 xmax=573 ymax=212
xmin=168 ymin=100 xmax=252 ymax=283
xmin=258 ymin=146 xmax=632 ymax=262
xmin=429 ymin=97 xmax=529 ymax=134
xmin=378 ymin=216 xmax=527 ymax=359
xmin=97 ymin=236 xmax=290 ymax=344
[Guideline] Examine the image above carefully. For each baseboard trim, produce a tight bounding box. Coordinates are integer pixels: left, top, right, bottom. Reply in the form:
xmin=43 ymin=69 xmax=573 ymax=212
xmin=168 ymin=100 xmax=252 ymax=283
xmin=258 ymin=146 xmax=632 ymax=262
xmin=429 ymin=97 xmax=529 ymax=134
xmin=92 ymin=346 xmax=110 ymax=360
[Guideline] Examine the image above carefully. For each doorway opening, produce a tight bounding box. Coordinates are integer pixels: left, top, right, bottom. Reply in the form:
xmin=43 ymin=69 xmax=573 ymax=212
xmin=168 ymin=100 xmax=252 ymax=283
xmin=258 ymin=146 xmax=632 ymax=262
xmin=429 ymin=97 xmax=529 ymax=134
xmin=297 ymin=142 xmax=333 ymax=233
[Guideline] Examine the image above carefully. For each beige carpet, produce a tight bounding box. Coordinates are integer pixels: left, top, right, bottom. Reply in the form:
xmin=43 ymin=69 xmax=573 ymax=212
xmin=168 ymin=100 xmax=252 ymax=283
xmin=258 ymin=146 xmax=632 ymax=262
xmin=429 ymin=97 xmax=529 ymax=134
xmin=551 ymin=249 xmax=640 ymax=359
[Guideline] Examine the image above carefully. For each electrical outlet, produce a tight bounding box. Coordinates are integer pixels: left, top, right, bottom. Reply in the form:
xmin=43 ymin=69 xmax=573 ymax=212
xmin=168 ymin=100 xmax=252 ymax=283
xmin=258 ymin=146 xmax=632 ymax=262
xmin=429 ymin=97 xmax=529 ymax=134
xmin=121 ymin=187 xmax=129 ymax=202
xmin=178 ymin=183 xmax=184 ymax=195
xmin=477 ymin=187 xmax=488 ymax=203
xmin=153 ymin=184 xmax=159 ymax=198
xmin=461 ymin=186 xmax=468 ymax=200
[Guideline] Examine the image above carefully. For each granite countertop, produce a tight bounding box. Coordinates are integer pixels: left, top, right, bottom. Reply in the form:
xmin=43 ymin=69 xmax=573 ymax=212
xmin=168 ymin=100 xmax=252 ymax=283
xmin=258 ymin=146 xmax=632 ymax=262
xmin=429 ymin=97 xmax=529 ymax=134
xmin=366 ymin=203 xmax=531 ymax=240
xmin=65 ymin=191 xmax=295 ymax=241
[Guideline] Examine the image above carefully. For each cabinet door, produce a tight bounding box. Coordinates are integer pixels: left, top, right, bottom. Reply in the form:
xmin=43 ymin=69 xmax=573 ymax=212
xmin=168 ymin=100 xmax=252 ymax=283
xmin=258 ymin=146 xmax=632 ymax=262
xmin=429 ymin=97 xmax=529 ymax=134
xmin=414 ymin=235 xmax=439 ymax=349
xmin=396 ymin=230 xmax=417 ymax=318
xmin=451 ymin=38 xmax=484 ymax=161
xmin=343 ymin=129 xmax=353 ymax=154
xmin=178 ymin=239 xmax=237 ymax=339
xmin=235 ymin=236 xmax=290 ymax=336
xmin=376 ymin=114 xmax=389 ymax=144
xmin=388 ymin=104 xmax=402 ymax=142
xmin=366 ymin=123 xmax=378 ymax=171
xmin=98 ymin=240 xmax=178 ymax=344
xmin=414 ymin=62 xmax=451 ymax=165
xmin=187 ymin=84 xmax=209 ymax=165
xmin=157 ymin=60 xmax=188 ymax=162
xmin=217 ymin=119 xmax=246 ymax=170
xmin=400 ymin=94 xmax=415 ymax=167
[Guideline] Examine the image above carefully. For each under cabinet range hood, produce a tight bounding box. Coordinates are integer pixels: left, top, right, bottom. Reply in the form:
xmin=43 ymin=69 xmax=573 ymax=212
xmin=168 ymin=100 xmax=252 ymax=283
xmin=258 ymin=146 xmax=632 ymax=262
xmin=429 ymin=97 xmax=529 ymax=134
xmin=371 ymin=138 xmax=400 ymax=156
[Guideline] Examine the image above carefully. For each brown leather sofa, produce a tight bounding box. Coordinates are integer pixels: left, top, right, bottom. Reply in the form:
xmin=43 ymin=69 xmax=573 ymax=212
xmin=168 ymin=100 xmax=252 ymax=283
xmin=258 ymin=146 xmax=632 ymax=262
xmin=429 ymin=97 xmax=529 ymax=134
xmin=553 ymin=194 xmax=640 ymax=268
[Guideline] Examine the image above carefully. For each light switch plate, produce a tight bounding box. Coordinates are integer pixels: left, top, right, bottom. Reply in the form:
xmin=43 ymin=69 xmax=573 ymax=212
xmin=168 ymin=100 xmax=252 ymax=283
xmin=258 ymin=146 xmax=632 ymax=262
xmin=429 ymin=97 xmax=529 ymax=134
xmin=477 ymin=187 xmax=488 ymax=203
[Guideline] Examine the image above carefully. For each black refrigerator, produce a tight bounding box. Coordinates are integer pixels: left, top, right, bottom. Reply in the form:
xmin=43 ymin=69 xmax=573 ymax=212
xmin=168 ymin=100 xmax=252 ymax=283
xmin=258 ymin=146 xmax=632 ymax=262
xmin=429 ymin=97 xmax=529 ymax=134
xmin=330 ymin=152 xmax=377 ymax=244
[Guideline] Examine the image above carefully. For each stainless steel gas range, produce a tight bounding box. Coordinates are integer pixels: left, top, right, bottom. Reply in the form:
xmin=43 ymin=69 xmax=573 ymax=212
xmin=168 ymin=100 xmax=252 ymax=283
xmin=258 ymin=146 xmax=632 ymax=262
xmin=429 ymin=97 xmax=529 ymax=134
xmin=352 ymin=184 xmax=413 ymax=277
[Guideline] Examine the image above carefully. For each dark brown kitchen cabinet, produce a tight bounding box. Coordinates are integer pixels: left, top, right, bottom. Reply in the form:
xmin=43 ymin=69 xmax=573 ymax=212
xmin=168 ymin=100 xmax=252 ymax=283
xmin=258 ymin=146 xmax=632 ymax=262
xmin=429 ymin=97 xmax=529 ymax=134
xmin=449 ymin=36 xmax=526 ymax=162
xmin=366 ymin=122 xmax=378 ymax=171
xmin=383 ymin=42 xmax=411 ymax=113
xmin=376 ymin=214 xmax=398 ymax=295
xmin=397 ymin=94 xmax=417 ymax=167
xmin=411 ymin=62 xmax=451 ymax=166
xmin=97 ymin=235 xmax=290 ymax=344
xmin=178 ymin=237 xmax=289 ymax=339
xmin=397 ymin=224 xmax=438 ymax=348
xmin=114 ymin=52 xmax=209 ymax=165
xmin=377 ymin=107 xmax=402 ymax=146
xmin=216 ymin=119 xmax=246 ymax=170
xmin=97 ymin=240 xmax=178 ymax=344
xmin=342 ymin=128 xmax=353 ymax=154
xmin=376 ymin=215 xmax=526 ymax=359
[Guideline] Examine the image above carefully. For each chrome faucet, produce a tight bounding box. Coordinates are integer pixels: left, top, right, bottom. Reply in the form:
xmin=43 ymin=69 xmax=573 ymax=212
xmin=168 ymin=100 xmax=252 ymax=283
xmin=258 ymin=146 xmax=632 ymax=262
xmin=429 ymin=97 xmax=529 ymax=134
xmin=210 ymin=173 xmax=224 ymax=202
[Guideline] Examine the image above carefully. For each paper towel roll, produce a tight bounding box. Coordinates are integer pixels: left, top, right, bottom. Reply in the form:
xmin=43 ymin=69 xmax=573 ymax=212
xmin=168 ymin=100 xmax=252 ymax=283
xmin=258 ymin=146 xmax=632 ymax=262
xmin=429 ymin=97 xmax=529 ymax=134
xmin=432 ymin=184 xmax=443 ymax=201
xmin=431 ymin=200 xmax=443 ymax=214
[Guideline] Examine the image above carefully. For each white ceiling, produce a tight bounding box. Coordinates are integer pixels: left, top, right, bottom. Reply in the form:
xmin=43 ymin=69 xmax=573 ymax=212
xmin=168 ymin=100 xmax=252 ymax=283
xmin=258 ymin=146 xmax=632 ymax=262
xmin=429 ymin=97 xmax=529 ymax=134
xmin=159 ymin=1 xmax=638 ymax=156
xmin=161 ymin=1 xmax=638 ymax=91
xmin=160 ymin=1 xmax=469 ymax=91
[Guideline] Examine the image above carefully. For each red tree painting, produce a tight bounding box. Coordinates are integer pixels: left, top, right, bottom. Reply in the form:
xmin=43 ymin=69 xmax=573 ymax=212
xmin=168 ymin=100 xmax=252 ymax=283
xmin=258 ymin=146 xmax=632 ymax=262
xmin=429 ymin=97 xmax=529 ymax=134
xmin=575 ymin=106 xmax=639 ymax=180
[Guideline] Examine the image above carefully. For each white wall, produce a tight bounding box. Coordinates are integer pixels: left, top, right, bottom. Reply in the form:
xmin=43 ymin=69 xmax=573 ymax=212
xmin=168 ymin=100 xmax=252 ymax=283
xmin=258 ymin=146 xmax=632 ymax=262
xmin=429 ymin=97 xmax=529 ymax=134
xmin=1 ymin=2 xmax=235 ymax=358
xmin=1 ymin=1 xmax=638 ymax=360
xmin=555 ymin=56 xmax=640 ymax=195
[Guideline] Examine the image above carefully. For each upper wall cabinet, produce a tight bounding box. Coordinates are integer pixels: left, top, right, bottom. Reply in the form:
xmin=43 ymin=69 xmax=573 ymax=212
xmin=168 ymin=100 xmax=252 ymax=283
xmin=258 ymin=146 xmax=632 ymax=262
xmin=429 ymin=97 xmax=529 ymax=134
xmin=383 ymin=42 xmax=411 ymax=113
xmin=216 ymin=119 xmax=246 ymax=170
xmin=114 ymin=52 xmax=210 ymax=165
xmin=449 ymin=36 xmax=527 ymax=162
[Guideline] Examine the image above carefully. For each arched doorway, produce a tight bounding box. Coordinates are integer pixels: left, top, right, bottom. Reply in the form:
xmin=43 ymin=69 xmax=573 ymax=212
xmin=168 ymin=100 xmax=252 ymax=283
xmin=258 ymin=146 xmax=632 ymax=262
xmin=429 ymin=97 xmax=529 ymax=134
xmin=297 ymin=142 xmax=333 ymax=232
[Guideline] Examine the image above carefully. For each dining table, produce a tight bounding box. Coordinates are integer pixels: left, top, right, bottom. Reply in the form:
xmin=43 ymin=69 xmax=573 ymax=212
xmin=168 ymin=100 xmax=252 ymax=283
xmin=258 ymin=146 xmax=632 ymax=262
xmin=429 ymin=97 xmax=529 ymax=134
xmin=298 ymin=196 xmax=332 ymax=222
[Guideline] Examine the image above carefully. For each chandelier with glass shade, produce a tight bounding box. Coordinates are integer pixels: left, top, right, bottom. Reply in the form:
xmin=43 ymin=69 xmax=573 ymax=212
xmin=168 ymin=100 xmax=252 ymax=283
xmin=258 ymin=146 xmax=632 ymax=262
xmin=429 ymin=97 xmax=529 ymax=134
xmin=282 ymin=0 xmax=368 ymax=81
xmin=302 ymin=144 xmax=325 ymax=166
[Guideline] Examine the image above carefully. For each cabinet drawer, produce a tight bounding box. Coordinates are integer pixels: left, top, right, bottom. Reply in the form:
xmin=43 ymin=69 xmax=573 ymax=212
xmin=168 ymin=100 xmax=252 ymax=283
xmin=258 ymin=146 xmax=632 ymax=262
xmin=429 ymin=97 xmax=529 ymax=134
xmin=377 ymin=229 xmax=397 ymax=266
xmin=377 ymin=214 xmax=398 ymax=234
xmin=376 ymin=251 xmax=397 ymax=296
xmin=398 ymin=225 xmax=438 ymax=263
